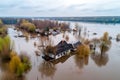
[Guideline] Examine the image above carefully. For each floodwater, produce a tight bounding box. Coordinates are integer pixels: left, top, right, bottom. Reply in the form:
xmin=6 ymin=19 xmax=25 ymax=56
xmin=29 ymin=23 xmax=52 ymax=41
xmin=1 ymin=22 xmax=120 ymax=80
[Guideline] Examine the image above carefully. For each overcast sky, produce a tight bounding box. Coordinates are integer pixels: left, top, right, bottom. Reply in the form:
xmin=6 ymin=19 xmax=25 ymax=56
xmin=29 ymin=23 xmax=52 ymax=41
xmin=0 ymin=0 xmax=120 ymax=17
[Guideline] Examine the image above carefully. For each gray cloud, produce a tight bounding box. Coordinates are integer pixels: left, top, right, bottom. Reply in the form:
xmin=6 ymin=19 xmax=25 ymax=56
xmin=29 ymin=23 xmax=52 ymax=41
xmin=0 ymin=0 xmax=120 ymax=17
xmin=19 ymin=5 xmax=40 ymax=9
xmin=67 ymin=3 xmax=86 ymax=9
xmin=0 ymin=4 xmax=17 ymax=8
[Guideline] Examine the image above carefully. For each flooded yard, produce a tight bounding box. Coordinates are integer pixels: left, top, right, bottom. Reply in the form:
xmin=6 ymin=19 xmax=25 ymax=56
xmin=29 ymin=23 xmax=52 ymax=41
xmin=1 ymin=21 xmax=120 ymax=80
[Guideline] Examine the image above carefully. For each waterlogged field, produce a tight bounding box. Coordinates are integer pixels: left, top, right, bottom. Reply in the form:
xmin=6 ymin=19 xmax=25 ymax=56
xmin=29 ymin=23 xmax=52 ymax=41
xmin=0 ymin=21 xmax=120 ymax=80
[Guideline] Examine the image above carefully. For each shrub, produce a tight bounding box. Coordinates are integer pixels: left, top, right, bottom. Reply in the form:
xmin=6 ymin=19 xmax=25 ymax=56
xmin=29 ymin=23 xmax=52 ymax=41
xmin=32 ymin=20 xmax=69 ymax=31
xmin=9 ymin=52 xmax=31 ymax=77
xmin=17 ymin=63 xmax=24 ymax=77
xmin=0 ymin=20 xmax=7 ymax=36
xmin=10 ymin=51 xmax=17 ymax=58
xmin=0 ymin=19 xmax=3 ymax=24
xmin=28 ymin=24 xmax=36 ymax=32
xmin=20 ymin=21 xmax=36 ymax=32
xmin=102 ymin=32 xmax=109 ymax=44
xmin=84 ymin=39 xmax=90 ymax=45
xmin=9 ymin=56 xmax=21 ymax=73
xmin=0 ymin=26 xmax=7 ymax=36
xmin=19 ymin=53 xmax=31 ymax=71
xmin=0 ymin=36 xmax=12 ymax=60
xmin=45 ymin=45 xmax=56 ymax=55
xmin=100 ymin=32 xmax=111 ymax=54
xmin=76 ymin=44 xmax=90 ymax=58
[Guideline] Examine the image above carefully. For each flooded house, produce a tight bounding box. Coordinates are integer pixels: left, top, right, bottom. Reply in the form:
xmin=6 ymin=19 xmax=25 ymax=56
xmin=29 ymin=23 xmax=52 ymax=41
xmin=49 ymin=29 xmax=60 ymax=36
xmin=51 ymin=53 xmax=72 ymax=65
xmin=42 ymin=40 xmax=81 ymax=61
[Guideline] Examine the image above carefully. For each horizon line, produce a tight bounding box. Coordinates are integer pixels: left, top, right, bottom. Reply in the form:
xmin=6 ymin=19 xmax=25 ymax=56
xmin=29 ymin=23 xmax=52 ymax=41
xmin=0 ymin=16 xmax=120 ymax=18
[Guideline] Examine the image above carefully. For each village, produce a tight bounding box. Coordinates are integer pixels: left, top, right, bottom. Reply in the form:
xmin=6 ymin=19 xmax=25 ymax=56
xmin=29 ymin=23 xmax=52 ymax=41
xmin=0 ymin=18 xmax=120 ymax=80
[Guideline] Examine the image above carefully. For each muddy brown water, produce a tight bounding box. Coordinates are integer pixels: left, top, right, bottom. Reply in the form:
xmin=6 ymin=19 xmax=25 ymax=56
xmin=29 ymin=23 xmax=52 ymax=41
xmin=0 ymin=22 xmax=120 ymax=80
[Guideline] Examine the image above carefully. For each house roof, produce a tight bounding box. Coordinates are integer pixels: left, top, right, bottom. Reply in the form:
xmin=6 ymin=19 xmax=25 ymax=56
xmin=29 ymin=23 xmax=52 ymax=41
xmin=56 ymin=44 xmax=73 ymax=55
xmin=57 ymin=40 xmax=68 ymax=48
xmin=73 ymin=41 xmax=81 ymax=48
xmin=56 ymin=40 xmax=74 ymax=55
xmin=45 ymin=40 xmax=81 ymax=56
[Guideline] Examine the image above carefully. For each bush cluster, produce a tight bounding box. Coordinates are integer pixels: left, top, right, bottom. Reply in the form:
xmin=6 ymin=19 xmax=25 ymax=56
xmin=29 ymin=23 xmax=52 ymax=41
xmin=9 ymin=52 xmax=31 ymax=77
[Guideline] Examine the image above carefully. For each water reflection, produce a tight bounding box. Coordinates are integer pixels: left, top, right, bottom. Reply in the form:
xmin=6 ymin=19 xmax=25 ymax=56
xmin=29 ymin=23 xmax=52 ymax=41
xmin=39 ymin=36 xmax=49 ymax=46
xmin=22 ymin=31 xmax=30 ymax=42
xmin=91 ymin=52 xmax=109 ymax=67
xmin=1 ymin=23 xmax=120 ymax=80
xmin=25 ymin=35 xmax=29 ymax=42
xmin=39 ymin=61 xmax=56 ymax=79
xmin=74 ymin=55 xmax=89 ymax=69
xmin=100 ymin=44 xmax=111 ymax=54
xmin=0 ymin=71 xmax=25 ymax=80
xmin=51 ymin=54 xmax=71 ymax=65
xmin=0 ymin=61 xmax=9 ymax=72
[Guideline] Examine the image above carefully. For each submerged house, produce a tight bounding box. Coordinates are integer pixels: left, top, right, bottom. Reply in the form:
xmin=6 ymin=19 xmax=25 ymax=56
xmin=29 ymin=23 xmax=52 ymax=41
xmin=42 ymin=40 xmax=81 ymax=61
xmin=51 ymin=53 xmax=73 ymax=65
xmin=55 ymin=40 xmax=74 ymax=57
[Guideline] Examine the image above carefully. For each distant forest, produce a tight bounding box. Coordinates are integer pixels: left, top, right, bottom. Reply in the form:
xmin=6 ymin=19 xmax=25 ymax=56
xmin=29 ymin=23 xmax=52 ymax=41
xmin=1 ymin=16 xmax=120 ymax=24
